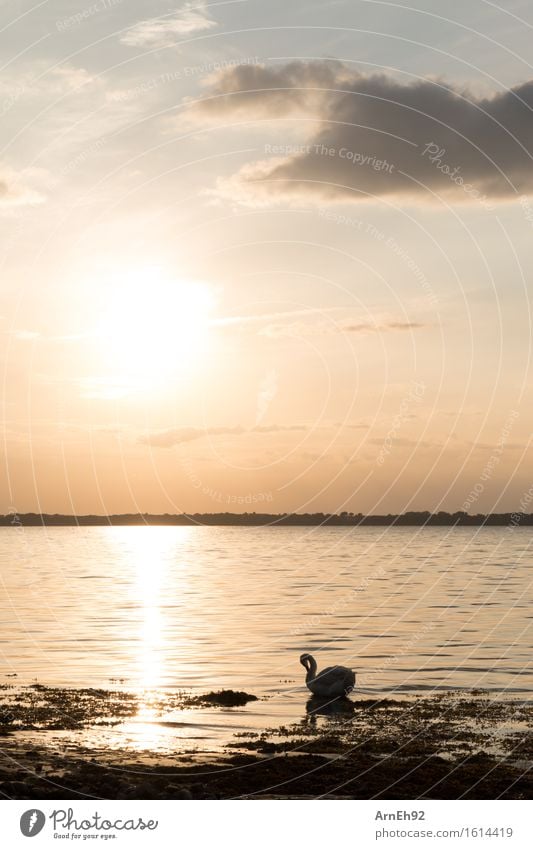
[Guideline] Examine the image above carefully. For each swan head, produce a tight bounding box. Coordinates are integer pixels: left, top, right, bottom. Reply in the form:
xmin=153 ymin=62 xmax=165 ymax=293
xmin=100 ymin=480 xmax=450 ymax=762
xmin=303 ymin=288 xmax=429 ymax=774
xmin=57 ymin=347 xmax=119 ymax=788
xmin=300 ymin=653 xmax=314 ymax=671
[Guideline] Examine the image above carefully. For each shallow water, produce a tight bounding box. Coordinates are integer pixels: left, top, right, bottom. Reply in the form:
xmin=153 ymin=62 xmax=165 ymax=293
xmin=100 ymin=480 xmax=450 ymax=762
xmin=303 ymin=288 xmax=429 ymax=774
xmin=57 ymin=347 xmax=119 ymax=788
xmin=0 ymin=525 xmax=531 ymax=747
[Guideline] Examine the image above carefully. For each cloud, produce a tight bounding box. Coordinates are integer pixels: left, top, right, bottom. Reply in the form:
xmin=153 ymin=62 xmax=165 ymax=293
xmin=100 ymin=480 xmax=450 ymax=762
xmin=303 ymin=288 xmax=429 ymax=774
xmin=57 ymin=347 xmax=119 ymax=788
xmin=0 ymin=64 xmax=96 ymax=101
xmin=139 ymin=423 xmax=307 ymax=448
xmin=212 ymin=309 xmax=427 ymax=337
xmin=46 ymin=65 xmax=96 ymax=92
xmin=341 ymin=320 xmax=426 ymax=332
xmin=188 ymin=59 xmax=347 ymax=118
xmin=11 ymin=329 xmax=40 ymax=341
xmin=369 ymin=437 xmax=441 ymax=449
xmin=6 ymin=327 xmax=86 ymax=343
xmin=0 ymin=167 xmax=45 ymax=208
xmin=211 ymin=306 xmax=339 ymax=330
xmin=186 ymin=60 xmax=533 ymax=204
xmin=121 ymin=2 xmax=217 ymax=48
xmin=260 ymin=318 xmax=428 ymax=338
xmin=79 ymin=377 xmax=141 ymax=400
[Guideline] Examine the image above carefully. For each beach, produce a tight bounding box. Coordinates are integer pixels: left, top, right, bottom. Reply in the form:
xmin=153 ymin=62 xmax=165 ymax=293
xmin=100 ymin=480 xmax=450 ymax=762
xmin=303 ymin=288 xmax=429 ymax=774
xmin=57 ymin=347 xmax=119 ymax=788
xmin=1 ymin=685 xmax=530 ymax=800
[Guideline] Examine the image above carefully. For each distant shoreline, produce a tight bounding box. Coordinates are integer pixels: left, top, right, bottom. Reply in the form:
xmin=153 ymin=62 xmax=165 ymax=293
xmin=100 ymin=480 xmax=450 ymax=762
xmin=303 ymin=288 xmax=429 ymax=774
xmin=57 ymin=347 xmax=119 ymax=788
xmin=1 ymin=511 xmax=532 ymax=527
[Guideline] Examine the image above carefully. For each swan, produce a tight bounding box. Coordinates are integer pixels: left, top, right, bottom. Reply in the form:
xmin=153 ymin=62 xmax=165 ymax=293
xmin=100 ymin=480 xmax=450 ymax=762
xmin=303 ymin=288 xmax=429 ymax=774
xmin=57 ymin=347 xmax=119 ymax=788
xmin=300 ymin=653 xmax=356 ymax=698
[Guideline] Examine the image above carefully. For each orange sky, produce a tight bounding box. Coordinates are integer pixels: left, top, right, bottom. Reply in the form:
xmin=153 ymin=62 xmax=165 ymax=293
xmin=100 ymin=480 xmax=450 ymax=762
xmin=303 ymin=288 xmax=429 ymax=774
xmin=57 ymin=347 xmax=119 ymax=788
xmin=1 ymin=0 xmax=532 ymax=514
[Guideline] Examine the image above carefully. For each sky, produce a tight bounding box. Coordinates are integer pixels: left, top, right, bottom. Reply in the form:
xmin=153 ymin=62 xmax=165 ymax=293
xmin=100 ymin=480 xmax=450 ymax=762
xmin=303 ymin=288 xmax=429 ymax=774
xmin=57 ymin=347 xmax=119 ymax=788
xmin=1 ymin=0 xmax=533 ymax=515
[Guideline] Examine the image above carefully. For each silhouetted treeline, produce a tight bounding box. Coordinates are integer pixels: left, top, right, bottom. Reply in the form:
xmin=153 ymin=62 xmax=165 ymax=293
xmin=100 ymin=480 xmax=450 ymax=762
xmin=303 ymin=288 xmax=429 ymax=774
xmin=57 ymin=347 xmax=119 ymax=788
xmin=1 ymin=511 xmax=532 ymax=527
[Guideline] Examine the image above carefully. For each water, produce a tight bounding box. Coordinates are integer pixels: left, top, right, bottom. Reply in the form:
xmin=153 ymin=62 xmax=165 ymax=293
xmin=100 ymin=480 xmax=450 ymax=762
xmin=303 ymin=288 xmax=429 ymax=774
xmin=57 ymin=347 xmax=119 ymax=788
xmin=1 ymin=524 xmax=531 ymax=692
xmin=0 ymin=525 xmax=531 ymax=749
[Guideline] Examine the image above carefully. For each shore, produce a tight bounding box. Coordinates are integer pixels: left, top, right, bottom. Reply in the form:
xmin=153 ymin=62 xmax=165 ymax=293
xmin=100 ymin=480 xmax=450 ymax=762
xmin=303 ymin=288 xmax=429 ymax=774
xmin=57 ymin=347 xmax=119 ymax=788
xmin=1 ymin=685 xmax=530 ymax=799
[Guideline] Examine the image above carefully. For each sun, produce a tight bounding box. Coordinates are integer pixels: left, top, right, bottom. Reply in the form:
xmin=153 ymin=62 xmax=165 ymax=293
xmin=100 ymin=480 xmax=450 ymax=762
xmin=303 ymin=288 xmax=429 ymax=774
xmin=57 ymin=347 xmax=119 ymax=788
xmin=96 ymin=266 xmax=215 ymax=390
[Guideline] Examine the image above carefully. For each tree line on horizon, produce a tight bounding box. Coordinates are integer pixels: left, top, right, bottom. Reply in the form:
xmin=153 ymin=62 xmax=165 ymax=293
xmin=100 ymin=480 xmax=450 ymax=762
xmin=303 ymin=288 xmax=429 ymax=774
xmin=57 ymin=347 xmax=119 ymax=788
xmin=1 ymin=510 xmax=532 ymax=526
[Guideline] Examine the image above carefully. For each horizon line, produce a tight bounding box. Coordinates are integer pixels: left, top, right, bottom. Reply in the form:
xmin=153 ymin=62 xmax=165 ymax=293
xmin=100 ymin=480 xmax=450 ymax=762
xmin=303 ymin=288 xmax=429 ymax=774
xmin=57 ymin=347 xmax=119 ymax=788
xmin=1 ymin=510 xmax=531 ymax=527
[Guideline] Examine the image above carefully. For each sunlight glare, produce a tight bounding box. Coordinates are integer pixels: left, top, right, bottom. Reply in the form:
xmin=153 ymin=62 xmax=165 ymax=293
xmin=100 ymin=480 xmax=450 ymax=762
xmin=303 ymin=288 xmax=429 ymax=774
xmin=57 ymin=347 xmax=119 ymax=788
xmin=97 ymin=266 xmax=214 ymax=390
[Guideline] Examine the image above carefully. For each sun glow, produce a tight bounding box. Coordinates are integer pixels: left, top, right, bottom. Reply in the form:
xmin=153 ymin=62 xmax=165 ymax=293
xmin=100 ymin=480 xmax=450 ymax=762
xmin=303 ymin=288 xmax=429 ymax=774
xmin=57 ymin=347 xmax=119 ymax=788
xmin=96 ymin=266 xmax=214 ymax=390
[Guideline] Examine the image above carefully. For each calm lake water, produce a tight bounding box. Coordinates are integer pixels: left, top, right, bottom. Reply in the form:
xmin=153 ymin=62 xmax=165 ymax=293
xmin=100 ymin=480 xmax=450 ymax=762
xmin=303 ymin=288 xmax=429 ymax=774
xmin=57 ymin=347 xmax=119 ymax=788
xmin=1 ymin=524 xmax=531 ymax=693
xmin=1 ymin=525 xmax=531 ymax=749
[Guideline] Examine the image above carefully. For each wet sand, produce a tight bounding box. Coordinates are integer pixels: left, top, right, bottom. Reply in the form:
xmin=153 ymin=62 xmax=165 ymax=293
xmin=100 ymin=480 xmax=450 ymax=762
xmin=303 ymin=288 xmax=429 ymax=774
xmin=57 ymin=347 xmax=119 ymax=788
xmin=0 ymin=685 xmax=530 ymax=799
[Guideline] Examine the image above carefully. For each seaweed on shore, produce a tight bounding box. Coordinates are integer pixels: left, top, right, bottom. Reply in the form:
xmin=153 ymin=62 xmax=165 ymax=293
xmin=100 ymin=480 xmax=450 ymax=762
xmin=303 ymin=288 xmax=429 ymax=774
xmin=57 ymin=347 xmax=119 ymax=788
xmin=190 ymin=690 xmax=258 ymax=707
xmin=0 ymin=687 xmax=530 ymax=799
xmin=0 ymin=686 xmax=259 ymax=733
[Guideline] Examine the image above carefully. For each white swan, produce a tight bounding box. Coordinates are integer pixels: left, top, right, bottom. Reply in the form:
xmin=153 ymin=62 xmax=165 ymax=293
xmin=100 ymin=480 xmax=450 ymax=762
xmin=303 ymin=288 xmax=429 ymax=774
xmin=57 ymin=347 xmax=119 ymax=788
xmin=300 ymin=653 xmax=356 ymax=698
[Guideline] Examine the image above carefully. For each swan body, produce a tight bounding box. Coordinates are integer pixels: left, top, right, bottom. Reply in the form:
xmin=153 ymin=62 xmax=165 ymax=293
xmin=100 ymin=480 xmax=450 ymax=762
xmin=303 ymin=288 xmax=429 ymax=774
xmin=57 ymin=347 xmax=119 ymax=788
xmin=300 ymin=653 xmax=356 ymax=698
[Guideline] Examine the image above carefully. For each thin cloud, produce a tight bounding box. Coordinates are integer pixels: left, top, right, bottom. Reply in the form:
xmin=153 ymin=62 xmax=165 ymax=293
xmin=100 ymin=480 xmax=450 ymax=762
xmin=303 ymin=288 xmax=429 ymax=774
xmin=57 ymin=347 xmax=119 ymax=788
xmin=261 ymin=318 xmax=429 ymax=338
xmin=211 ymin=306 xmax=339 ymax=329
xmin=10 ymin=329 xmax=40 ymax=341
xmin=121 ymin=3 xmax=217 ymax=48
xmin=140 ymin=423 xmax=307 ymax=448
xmin=369 ymin=436 xmax=441 ymax=449
xmin=212 ymin=309 xmax=427 ymax=336
xmin=185 ymin=60 xmax=533 ymax=204
xmin=341 ymin=320 xmax=427 ymax=332
xmin=6 ymin=328 xmax=87 ymax=343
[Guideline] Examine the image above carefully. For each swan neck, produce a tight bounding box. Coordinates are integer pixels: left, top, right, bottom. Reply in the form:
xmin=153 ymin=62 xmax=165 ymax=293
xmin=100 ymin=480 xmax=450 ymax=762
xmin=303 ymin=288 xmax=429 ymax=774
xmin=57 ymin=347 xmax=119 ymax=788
xmin=306 ymin=656 xmax=318 ymax=681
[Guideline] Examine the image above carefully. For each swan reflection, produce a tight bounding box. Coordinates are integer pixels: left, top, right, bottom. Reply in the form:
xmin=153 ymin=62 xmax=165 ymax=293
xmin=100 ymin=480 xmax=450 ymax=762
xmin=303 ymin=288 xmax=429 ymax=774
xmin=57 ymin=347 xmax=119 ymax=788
xmin=304 ymin=694 xmax=356 ymax=725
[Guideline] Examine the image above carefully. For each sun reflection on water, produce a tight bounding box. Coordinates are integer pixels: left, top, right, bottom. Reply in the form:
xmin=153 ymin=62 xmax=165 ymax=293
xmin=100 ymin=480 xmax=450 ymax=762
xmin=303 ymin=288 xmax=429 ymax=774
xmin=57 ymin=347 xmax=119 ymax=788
xmin=113 ymin=527 xmax=196 ymax=747
xmin=126 ymin=526 xmax=192 ymax=689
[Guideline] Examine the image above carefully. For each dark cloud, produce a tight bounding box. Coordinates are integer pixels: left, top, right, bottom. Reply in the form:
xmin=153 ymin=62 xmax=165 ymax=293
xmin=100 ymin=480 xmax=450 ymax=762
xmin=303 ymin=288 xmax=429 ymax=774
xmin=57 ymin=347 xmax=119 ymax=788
xmin=187 ymin=60 xmax=533 ymax=204
xmin=188 ymin=59 xmax=346 ymax=119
